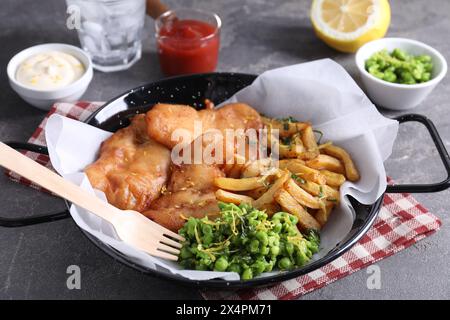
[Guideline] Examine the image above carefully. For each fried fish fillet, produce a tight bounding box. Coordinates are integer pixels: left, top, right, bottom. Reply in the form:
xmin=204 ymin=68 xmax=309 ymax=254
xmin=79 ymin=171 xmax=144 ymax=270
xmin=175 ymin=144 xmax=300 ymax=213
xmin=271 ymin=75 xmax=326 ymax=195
xmin=143 ymin=163 xmax=224 ymax=232
xmin=143 ymin=104 xmax=263 ymax=232
xmin=145 ymin=102 xmax=263 ymax=149
xmin=85 ymin=114 xmax=171 ymax=212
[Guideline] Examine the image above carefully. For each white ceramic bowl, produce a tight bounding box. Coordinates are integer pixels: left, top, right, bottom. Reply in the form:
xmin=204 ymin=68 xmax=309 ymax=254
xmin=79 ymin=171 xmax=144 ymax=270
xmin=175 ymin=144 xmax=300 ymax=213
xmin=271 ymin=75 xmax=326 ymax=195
xmin=7 ymin=43 xmax=93 ymax=110
xmin=355 ymin=38 xmax=447 ymax=110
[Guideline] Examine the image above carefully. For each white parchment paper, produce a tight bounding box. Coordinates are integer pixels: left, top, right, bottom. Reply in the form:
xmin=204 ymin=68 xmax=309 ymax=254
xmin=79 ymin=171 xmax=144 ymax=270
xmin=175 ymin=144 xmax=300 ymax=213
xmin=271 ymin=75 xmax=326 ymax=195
xmin=45 ymin=59 xmax=398 ymax=280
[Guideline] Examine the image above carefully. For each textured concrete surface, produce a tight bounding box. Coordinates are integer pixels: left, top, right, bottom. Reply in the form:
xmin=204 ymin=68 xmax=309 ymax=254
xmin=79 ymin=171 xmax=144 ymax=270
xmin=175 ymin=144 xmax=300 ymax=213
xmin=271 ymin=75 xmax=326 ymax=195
xmin=0 ymin=0 xmax=449 ymax=299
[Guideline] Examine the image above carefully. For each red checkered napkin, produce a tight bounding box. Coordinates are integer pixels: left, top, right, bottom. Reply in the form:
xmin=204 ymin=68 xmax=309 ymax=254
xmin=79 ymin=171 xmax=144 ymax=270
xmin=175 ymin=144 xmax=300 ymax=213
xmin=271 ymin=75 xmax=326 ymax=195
xmin=202 ymin=193 xmax=441 ymax=300
xmin=5 ymin=102 xmax=442 ymax=300
xmin=5 ymin=101 xmax=103 ymax=191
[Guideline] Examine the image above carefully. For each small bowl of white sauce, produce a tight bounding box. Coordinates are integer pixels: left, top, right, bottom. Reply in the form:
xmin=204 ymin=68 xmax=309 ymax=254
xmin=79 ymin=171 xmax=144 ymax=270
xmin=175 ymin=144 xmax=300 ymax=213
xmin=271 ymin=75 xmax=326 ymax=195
xmin=7 ymin=43 xmax=93 ymax=110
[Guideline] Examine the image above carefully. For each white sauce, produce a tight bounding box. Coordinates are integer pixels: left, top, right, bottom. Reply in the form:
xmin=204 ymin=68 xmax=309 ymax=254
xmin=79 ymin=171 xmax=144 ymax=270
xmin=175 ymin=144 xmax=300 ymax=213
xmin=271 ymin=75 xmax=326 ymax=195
xmin=16 ymin=51 xmax=85 ymax=90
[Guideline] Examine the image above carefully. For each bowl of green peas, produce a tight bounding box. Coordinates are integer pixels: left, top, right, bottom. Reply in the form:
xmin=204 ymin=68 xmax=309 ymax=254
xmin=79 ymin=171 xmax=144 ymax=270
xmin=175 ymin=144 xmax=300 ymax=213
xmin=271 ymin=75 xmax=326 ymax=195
xmin=355 ymin=38 xmax=447 ymax=110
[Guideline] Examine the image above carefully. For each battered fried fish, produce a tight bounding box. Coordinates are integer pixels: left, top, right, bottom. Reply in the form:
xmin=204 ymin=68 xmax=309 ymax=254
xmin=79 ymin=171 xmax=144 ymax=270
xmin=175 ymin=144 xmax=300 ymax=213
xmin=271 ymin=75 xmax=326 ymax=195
xmin=145 ymin=102 xmax=263 ymax=149
xmin=143 ymin=163 xmax=224 ymax=232
xmin=85 ymin=114 xmax=171 ymax=212
xmin=142 ymin=103 xmax=264 ymax=232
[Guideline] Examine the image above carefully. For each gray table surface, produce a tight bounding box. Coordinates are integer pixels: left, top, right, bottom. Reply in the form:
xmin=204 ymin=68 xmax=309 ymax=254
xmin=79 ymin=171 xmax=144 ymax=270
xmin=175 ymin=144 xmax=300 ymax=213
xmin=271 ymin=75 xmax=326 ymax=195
xmin=0 ymin=0 xmax=449 ymax=300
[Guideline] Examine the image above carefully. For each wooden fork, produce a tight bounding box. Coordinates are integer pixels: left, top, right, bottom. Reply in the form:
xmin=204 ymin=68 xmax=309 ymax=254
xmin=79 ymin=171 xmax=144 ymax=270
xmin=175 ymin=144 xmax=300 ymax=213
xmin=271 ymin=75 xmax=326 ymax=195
xmin=0 ymin=142 xmax=184 ymax=261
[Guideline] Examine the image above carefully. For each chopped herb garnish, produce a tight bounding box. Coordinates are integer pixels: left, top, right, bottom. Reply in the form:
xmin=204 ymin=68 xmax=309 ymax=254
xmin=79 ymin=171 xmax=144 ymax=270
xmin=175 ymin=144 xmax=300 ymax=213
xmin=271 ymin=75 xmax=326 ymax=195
xmin=278 ymin=116 xmax=298 ymax=123
xmin=291 ymin=173 xmax=306 ymax=184
xmin=283 ymin=122 xmax=290 ymax=131
xmin=318 ymin=186 xmax=325 ymax=199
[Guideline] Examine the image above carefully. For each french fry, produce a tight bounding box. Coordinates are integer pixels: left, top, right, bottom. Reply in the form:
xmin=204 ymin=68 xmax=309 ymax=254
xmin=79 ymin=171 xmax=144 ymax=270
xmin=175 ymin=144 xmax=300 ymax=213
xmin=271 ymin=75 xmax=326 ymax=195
xmin=262 ymin=117 xmax=308 ymax=138
xmin=321 ymin=144 xmax=360 ymax=182
xmin=306 ymin=154 xmax=345 ymax=174
xmin=278 ymin=159 xmax=327 ymax=185
xmin=259 ymin=202 xmax=282 ymax=216
xmin=253 ymin=170 xmax=290 ymax=209
xmin=314 ymin=202 xmax=335 ymax=227
xmin=241 ymin=158 xmax=276 ymax=178
xmin=279 ymin=143 xmax=305 ymax=159
xmin=227 ymin=162 xmax=246 ymax=178
xmin=274 ymin=189 xmax=321 ymax=231
xmin=244 ymin=186 xmax=269 ymax=199
xmin=284 ymin=179 xmax=321 ymax=209
xmin=301 ymin=125 xmax=319 ymax=151
xmin=214 ymin=176 xmax=268 ymax=191
xmin=298 ymin=180 xmax=340 ymax=201
xmin=215 ymin=189 xmax=254 ymax=205
xmin=320 ymin=170 xmax=346 ymax=187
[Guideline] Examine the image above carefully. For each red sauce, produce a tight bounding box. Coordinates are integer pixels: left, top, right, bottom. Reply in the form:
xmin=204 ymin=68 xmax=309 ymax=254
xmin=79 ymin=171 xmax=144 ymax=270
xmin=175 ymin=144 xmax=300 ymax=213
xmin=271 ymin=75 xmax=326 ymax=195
xmin=157 ymin=19 xmax=220 ymax=76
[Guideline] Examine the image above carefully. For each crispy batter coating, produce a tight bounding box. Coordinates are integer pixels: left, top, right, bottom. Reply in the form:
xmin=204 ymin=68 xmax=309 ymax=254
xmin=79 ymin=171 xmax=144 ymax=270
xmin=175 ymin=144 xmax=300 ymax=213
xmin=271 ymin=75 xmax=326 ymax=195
xmin=143 ymin=103 xmax=263 ymax=231
xmin=143 ymin=163 xmax=224 ymax=232
xmin=145 ymin=102 xmax=263 ymax=149
xmin=85 ymin=114 xmax=171 ymax=212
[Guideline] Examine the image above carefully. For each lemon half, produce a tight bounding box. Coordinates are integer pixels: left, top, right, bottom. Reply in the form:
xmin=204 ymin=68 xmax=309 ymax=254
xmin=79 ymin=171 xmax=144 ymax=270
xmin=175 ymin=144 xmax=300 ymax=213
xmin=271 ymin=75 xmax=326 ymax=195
xmin=311 ymin=0 xmax=391 ymax=53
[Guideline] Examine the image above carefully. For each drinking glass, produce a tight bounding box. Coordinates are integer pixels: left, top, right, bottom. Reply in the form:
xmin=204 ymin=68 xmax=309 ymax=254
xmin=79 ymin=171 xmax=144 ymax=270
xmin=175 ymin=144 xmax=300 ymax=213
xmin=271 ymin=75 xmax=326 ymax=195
xmin=66 ymin=0 xmax=146 ymax=72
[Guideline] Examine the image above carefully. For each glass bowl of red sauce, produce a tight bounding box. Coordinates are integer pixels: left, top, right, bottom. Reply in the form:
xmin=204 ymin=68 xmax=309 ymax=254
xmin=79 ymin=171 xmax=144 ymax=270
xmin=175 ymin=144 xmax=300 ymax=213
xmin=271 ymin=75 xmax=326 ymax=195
xmin=155 ymin=8 xmax=221 ymax=76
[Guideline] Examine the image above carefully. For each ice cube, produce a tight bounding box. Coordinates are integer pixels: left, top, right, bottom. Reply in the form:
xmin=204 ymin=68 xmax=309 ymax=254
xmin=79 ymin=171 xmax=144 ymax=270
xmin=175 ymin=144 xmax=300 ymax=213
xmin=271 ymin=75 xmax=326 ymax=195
xmin=81 ymin=34 xmax=98 ymax=53
xmin=81 ymin=21 xmax=111 ymax=53
xmin=107 ymin=33 xmax=125 ymax=48
xmin=82 ymin=21 xmax=104 ymax=37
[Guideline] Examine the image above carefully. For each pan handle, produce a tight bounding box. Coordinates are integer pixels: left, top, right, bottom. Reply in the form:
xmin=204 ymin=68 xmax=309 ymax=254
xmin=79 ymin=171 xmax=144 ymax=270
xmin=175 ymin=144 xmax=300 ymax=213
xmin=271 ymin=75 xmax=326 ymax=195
xmin=0 ymin=141 xmax=70 ymax=227
xmin=386 ymin=114 xmax=450 ymax=193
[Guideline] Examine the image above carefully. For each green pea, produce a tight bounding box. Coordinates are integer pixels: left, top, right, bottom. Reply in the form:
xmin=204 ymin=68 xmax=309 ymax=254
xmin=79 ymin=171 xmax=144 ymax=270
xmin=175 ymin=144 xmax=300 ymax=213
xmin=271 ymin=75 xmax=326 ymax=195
xmin=260 ymin=246 xmax=270 ymax=255
xmin=186 ymin=218 xmax=197 ymax=238
xmin=412 ymin=66 xmax=424 ymax=80
xmin=203 ymin=234 xmax=213 ymax=246
xmin=365 ymin=58 xmax=377 ymax=68
xmin=383 ymin=71 xmax=397 ymax=83
xmin=214 ymin=256 xmax=229 ymax=272
xmin=195 ymin=262 xmax=208 ymax=271
xmin=423 ymin=63 xmax=433 ymax=72
xmin=418 ymin=55 xmax=431 ymax=63
xmin=278 ymin=257 xmax=293 ymax=270
xmin=422 ymin=72 xmax=431 ymax=82
xmin=242 ymin=268 xmax=253 ymax=280
xmin=248 ymin=218 xmax=259 ymax=227
xmin=273 ymin=223 xmax=282 ymax=233
xmin=268 ymin=236 xmax=279 ymax=247
xmin=289 ymin=215 xmax=298 ymax=225
xmin=256 ymin=231 xmax=269 ymax=246
xmin=365 ymin=48 xmax=433 ymax=84
xmin=264 ymin=260 xmax=275 ymax=272
xmin=287 ymin=226 xmax=298 ymax=236
xmin=295 ymin=251 xmax=308 ymax=266
xmin=371 ymin=69 xmax=385 ymax=79
xmin=393 ymin=48 xmax=407 ymax=61
xmin=270 ymin=245 xmax=280 ymax=256
xmin=180 ymin=246 xmax=193 ymax=259
xmin=401 ymin=71 xmax=415 ymax=84
xmin=285 ymin=242 xmax=294 ymax=256
xmin=252 ymin=260 xmax=266 ymax=275
xmin=228 ymin=263 xmax=241 ymax=274
xmin=249 ymin=239 xmax=260 ymax=253
xmin=272 ymin=212 xmax=287 ymax=220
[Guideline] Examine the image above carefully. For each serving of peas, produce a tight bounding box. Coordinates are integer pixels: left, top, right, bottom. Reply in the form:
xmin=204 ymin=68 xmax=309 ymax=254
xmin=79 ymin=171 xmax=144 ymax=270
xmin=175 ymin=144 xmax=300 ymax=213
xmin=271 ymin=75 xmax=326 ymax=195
xmin=365 ymin=48 xmax=433 ymax=84
xmin=178 ymin=202 xmax=320 ymax=280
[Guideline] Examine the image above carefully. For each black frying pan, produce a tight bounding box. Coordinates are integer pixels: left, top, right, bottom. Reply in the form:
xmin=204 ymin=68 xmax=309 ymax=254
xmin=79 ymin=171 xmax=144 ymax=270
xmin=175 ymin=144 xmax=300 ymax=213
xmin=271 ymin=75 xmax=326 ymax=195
xmin=2 ymin=73 xmax=450 ymax=289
